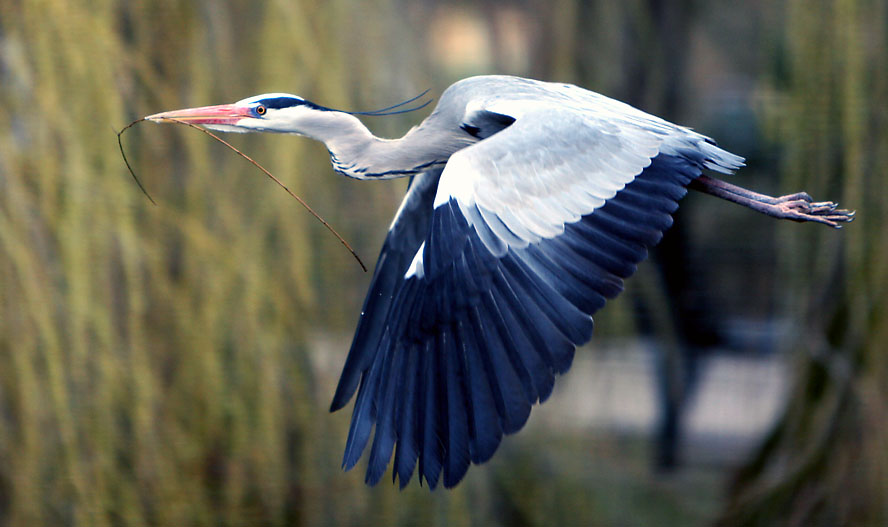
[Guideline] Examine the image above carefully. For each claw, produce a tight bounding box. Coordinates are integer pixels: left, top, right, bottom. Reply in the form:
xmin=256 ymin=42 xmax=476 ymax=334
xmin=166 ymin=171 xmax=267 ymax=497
xmin=774 ymin=198 xmax=856 ymax=227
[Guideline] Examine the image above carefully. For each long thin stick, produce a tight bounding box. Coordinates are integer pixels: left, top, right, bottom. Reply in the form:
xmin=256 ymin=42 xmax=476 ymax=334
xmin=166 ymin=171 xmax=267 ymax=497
xmin=117 ymin=117 xmax=367 ymax=272
xmin=117 ymin=119 xmax=157 ymax=205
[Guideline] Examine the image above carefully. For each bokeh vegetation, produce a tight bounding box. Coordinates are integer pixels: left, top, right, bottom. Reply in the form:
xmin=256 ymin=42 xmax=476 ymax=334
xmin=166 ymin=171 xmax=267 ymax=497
xmin=719 ymin=0 xmax=888 ymax=525
xmin=0 ymin=0 xmax=885 ymax=526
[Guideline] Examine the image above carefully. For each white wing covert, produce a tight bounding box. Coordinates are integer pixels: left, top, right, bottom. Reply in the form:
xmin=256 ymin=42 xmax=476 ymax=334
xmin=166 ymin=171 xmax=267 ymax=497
xmin=432 ymin=105 xmax=665 ymax=257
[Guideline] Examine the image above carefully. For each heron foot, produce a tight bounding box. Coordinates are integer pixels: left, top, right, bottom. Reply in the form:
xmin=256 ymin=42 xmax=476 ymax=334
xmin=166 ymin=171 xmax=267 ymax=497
xmin=770 ymin=194 xmax=855 ymax=228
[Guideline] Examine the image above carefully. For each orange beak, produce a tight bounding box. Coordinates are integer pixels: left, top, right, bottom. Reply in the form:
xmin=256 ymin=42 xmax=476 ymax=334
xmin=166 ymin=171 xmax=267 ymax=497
xmin=144 ymin=104 xmax=254 ymax=125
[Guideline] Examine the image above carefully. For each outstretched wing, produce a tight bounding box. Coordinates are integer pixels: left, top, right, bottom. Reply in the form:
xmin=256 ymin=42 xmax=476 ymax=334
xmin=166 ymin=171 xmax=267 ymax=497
xmin=335 ymin=88 xmax=744 ymax=489
xmin=331 ymin=170 xmax=441 ymax=412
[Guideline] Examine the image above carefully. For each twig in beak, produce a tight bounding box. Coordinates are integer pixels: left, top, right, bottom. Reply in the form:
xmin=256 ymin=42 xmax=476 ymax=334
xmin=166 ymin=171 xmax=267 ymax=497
xmin=117 ymin=119 xmax=157 ymax=205
xmin=117 ymin=117 xmax=367 ymax=272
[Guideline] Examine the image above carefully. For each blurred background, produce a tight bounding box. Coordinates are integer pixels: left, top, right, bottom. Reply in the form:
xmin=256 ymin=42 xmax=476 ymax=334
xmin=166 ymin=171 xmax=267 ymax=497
xmin=0 ymin=0 xmax=886 ymax=525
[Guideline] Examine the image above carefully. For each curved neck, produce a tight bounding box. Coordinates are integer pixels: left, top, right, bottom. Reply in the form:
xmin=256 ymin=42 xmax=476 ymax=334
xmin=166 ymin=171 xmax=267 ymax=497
xmin=294 ymin=110 xmax=467 ymax=180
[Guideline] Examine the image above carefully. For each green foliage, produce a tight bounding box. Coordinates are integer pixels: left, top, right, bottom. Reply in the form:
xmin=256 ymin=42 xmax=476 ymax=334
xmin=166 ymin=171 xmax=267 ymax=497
xmin=1 ymin=0 xmax=885 ymax=525
xmin=0 ymin=1 xmax=412 ymax=524
xmin=720 ymin=0 xmax=888 ymax=525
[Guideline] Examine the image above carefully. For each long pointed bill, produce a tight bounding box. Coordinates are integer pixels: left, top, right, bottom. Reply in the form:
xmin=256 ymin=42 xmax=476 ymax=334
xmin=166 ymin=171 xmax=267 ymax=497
xmin=144 ymin=104 xmax=253 ymax=126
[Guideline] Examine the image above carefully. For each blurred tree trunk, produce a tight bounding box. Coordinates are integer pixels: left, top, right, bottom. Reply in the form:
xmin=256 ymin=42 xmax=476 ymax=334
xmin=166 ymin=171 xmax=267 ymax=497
xmin=719 ymin=0 xmax=888 ymax=525
xmin=570 ymin=0 xmax=712 ymax=472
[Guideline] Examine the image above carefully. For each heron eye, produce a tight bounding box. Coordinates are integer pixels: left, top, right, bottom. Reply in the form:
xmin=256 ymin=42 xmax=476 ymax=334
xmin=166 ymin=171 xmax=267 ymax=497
xmin=256 ymin=105 xmax=267 ymax=116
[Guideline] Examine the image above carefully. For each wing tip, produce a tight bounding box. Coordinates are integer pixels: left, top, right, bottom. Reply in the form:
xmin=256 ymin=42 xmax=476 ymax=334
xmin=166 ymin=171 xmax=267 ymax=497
xmin=330 ymin=382 xmax=356 ymax=412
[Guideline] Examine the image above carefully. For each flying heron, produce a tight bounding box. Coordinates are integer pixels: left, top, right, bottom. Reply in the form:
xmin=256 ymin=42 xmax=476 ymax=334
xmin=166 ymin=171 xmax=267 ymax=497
xmin=146 ymin=75 xmax=854 ymax=489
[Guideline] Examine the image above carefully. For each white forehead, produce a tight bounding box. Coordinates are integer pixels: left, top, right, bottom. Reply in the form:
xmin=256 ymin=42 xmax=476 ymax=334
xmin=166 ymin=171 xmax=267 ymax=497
xmin=236 ymin=93 xmax=304 ymax=105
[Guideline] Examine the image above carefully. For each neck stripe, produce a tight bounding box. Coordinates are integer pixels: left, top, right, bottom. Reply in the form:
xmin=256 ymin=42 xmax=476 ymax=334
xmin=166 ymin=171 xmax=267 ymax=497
xmin=331 ymin=155 xmax=446 ymax=179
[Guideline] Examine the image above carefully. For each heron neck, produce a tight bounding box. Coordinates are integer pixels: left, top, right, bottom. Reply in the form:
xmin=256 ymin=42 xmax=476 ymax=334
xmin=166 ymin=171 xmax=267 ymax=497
xmin=309 ymin=112 xmax=459 ymax=180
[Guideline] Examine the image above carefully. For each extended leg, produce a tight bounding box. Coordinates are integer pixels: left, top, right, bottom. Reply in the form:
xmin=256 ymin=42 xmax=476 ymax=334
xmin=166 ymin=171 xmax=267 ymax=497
xmin=689 ymin=175 xmax=855 ymax=228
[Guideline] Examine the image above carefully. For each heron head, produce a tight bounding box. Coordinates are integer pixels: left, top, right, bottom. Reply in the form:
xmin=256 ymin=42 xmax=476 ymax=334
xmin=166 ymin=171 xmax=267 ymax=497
xmin=145 ymin=93 xmax=332 ymax=134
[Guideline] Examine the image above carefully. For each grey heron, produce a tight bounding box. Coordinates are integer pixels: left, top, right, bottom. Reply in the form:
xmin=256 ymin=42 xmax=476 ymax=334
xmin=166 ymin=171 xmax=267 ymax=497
xmin=146 ymin=75 xmax=854 ymax=489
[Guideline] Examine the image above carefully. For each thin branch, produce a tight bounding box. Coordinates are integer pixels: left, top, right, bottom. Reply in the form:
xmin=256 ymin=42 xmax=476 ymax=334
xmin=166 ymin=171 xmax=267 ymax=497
xmin=116 ymin=119 xmax=157 ymax=205
xmin=117 ymin=117 xmax=367 ymax=272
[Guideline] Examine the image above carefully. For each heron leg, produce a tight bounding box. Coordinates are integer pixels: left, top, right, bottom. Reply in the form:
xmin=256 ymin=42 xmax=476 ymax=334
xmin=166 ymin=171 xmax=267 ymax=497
xmin=689 ymin=175 xmax=855 ymax=228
